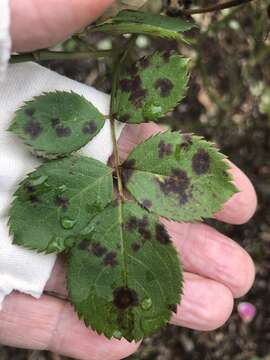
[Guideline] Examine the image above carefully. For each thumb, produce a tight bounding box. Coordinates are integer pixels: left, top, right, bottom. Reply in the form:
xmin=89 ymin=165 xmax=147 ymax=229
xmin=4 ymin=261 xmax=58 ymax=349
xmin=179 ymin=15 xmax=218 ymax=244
xmin=10 ymin=0 xmax=115 ymax=52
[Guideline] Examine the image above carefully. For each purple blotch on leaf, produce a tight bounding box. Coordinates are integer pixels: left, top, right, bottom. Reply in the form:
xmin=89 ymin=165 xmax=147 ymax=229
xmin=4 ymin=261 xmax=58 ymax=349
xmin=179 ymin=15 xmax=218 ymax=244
xmin=24 ymin=120 xmax=43 ymax=139
xmin=104 ymin=251 xmax=118 ymax=267
xmin=113 ymin=287 xmax=139 ymax=309
xmin=24 ymin=108 xmax=35 ymax=117
xmin=55 ymin=195 xmax=69 ymax=210
xmin=92 ymin=242 xmax=107 ymax=257
xmin=192 ymin=149 xmax=210 ymax=175
xmin=154 ymin=78 xmax=174 ymax=97
xmin=82 ymin=121 xmax=98 ymax=135
xmin=156 ymin=223 xmax=171 ymax=244
xmin=55 ymin=126 xmax=72 ymax=137
xmin=158 ymin=140 xmax=173 ymax=159
xmin=142 ymin=199 xmax=152 ymax=209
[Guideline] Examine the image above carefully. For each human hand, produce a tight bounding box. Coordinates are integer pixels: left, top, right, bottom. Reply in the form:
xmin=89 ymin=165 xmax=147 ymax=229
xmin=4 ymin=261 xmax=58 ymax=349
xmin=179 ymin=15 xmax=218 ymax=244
xmin=10 ymin=0 xmax=115 ymax=52
xmin=0 ymin=122 xmax=256 ymax=359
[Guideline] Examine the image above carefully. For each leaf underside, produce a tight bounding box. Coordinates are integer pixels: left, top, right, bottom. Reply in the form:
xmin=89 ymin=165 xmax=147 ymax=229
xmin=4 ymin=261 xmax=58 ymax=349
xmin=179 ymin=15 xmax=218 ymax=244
xmin=90 ymin=10 xmax=195 ymax=40
xmin=9 ymin=156 xmax=113 ymax=253
xmin=122 ymin=131 xmax=238 ymax=222
xmin=9 ymin=91 xmax=105 ymax=157
xmin=113 ymin=52 xmax=189 ymax=124
xmin=67 ymin=201 xmax=182 ymax=342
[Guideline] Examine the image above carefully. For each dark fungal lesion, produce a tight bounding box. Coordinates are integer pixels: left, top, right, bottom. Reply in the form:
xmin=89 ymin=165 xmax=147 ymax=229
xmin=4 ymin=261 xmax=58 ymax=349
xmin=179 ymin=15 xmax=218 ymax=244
xmin=156 ymin=168 xmax=191 ymax=205
xmin=113 ymin=287 xmax=139 ymax=310
xmin=104 ymin=251 xmax=118 ymax=267
xmin=192 ymin=149 xmax=210 ymax=175
xmin=180 ymin=133 xmax=193 ymax=150
xmin=155 ymin=223 xmax=171 ymax=245
xmin=168 ymin=304 xmax=178 ymax=314
xmin=54 ymin=195 xmax=70 ymax=210
xmin=92 ymin=242 xmax=107 ymax=257
xmin=121 ymin=158 xmax=136 ymax=184
xmin=51 ymin=118 xmax=60 ymax=128
xmin=24 ymin=119 xmax=43 ymax=139
xmin=154 ymin=78 xmax=174 ymax=97
xmin=55 ymin=125 xmax=72 ymax=137
xmin=142 ymin=199 xmax=152 ymax=210
xmin=119 ymin=73 xmax=148 ymax=108
xmin=119 ymin=113 xmax=131 ymax=123
xmin=126 ymin=215 xmax=152 ymax=241
xmin=158 ymin=140 xmax=173 ymax=159
xmin=82 ymin=121 xmax=98 ymax=135
xmin=24 ymin=108 xmax=36 ymax=117
xmin=131 ymin=242 xmax=141 ymax=252
xmin=138 ymin=56 xmax=150 ymax=69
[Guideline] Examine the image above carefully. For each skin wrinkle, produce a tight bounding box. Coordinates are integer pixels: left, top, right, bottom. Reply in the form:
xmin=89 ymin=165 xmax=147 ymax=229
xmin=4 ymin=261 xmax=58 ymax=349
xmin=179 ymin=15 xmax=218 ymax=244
xmin=47 ymin=298 xmax=68 ymax=353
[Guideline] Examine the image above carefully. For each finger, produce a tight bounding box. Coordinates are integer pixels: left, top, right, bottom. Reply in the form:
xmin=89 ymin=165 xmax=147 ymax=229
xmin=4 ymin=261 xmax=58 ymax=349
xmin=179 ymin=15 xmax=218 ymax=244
xmin=0 ymin=292 xmax=139 ymax=360
xmin=170 ymin=272 xmax=234 ymax=331
xmin=163 ymin=220 xmax=255 ymax=298
xmin=10 ymin=0 xmax=114 ymax=51
xmin=118 ymin=123 xmax=257 ymax=225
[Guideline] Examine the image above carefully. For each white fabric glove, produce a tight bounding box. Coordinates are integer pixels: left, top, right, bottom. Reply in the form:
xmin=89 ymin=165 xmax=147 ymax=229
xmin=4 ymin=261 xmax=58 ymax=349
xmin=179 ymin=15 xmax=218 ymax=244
xmin=0 ymin=62 xmax=123 ymax=308
xmin=0 ymin=0 xmax=11 ymax=80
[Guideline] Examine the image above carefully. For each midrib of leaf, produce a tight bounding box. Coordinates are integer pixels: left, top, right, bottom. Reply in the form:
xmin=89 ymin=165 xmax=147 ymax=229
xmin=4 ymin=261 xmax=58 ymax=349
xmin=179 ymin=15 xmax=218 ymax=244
xmin=118 ymin=200 xmax=129 ymax=287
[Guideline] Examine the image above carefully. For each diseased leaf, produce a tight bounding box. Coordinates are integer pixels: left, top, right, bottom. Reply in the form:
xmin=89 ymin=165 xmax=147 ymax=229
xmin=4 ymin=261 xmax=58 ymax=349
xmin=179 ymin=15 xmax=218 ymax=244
xmin=67 ymin=201 xmax=182 ymax=341
xmin=9 ymin=91 xmax=105 ymax=157
xmin=122 ymin=131 xmax=238 ymax=221
xmin=89 ymin=10 xmax=195 ymax=41
xmin=113 ymin=52 xmax=189 ymax=123
xmin=9 ymin=156 xmax=113 ymax=253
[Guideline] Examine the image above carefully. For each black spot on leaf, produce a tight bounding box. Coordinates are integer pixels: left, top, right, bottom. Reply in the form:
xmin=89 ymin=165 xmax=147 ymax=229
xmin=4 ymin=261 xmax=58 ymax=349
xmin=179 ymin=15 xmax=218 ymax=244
xmin=113 ymin=287 xmax=139 ymax=309
xmin=119 ymin=79 xmax=134 ymax=92
xmin=51 ymin=118 xmax=60 ymax=128
xmin=162 ymin=51 xmax=173 ymax=63
xmin=29 ymin=195 xmax=40 ymax=204
xmin=142 ymin=199 xmax=152 ymax=209
xmin=157 ymin=169 xmax=190 ymax=202
xmin=154 ymin=78 xmax=174 ymax=97
xmin=121 ymin=159 xmax=136 ymax=184
xmin=119 ymin=113 xmax=131 ymax=122
xmin=55 ymin=195 xmax=69 ymax=210
xmin=82 ymin=121 xmax=97 ymax=134
xmin=24 ymin=120 xmax=43 ymax=139
xmin=156 ymin=223 xmax=171 ymax=244
xmin=181 ymin=134 xmax=193 ymax=150
xmin=55 ymin=126 xmax=72 ymax=137
xmin=169 ymin=304 xmax=178 ymax=313
xmin=127 ymin=64 xmax=138 ymax=76
xmin=25 ymin=108 xmax=35 ymax=117
xmin=25 ymin=184 xmax=35 ymax=193
xmin=129 ymin=88 xmax=147 ymax=108
xmin=132 ymin=242 xmax=141 ymax=252
xmin=104 ymin=252 xmax=118 ymax=267
xmin=138 ymin=216 xmax=152 ymax=240
xmin=92 ymin=242 xmax=107 ymax=257
xmin=158 ymin=140 xmax=173 ymax=158
xmin=139 ymin=57 xmax=150 ymax=69
xmin=192 ymin=149 xmax=210 ymax=175
xmin=126 ymin=216 xmax=138 ymax=231
xmin=79 ymin=239 xmax=91 ymax=250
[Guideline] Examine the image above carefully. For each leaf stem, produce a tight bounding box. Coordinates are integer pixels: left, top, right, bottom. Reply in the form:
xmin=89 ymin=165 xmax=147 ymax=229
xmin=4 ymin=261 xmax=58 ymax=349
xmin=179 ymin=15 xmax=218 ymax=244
xmin=10 ymin=49 xmax=113 ymax=64
xmin=183 ymin=0 xmax=255 ymax=15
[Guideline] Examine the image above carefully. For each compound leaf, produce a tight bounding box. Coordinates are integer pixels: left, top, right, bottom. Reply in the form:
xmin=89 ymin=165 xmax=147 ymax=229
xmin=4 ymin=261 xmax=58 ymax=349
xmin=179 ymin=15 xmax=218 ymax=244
xmin=122 ymin=131 xmax=238 ymax=221
xmin=113 ymin=52 xmax=189 ymax=123
xmin=9 ymin=91 xmax=106 ymax=157
xmin=67 ymin=201 xmax=182 ymax=341
xmin=9 ymin=156 xmax=113 ymax=253
xmin=89 ymin=10 xmax=195 ymax=41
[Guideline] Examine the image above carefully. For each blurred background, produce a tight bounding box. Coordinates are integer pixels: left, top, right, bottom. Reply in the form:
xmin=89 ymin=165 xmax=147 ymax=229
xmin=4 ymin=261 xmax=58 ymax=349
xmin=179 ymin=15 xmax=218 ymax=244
xmin=2 ymin=0 xmax=270 ymax=358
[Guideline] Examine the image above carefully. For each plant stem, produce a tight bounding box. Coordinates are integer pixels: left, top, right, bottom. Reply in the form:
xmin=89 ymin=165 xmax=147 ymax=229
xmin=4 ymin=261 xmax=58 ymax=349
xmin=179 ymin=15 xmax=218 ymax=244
xmin=183 ymin=0 xmax=255 ymax=15
xmin=110 ymin=118 xmax=125 ymax=201
xmin=10 ymin=49 xmax=113 ymax=64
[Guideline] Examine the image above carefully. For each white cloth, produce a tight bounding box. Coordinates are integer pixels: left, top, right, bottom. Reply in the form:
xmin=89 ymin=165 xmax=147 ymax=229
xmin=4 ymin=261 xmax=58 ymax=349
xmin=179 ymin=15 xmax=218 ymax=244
xmin=0 ymin=0 xmax=11 ymax=81
xmin=0 ymin=62 xmax=123 ymax=308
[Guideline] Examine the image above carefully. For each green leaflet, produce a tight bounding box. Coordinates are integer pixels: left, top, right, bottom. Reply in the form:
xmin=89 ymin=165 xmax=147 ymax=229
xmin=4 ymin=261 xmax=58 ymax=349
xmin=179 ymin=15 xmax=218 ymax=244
xmin=89 ymin=10 xmax=195 ymax=41
xmin=67 ymin=201 xmax=182 ymax=341
xmin=9 ymin=92 xmax=105 ymax=157
xmin=9 ymin=156 xmax=113 ymax=253
xmin=122 ymin=131 xmax=238 ymax=222
xmin=113 ymin=52 xmax=189 ymax=124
